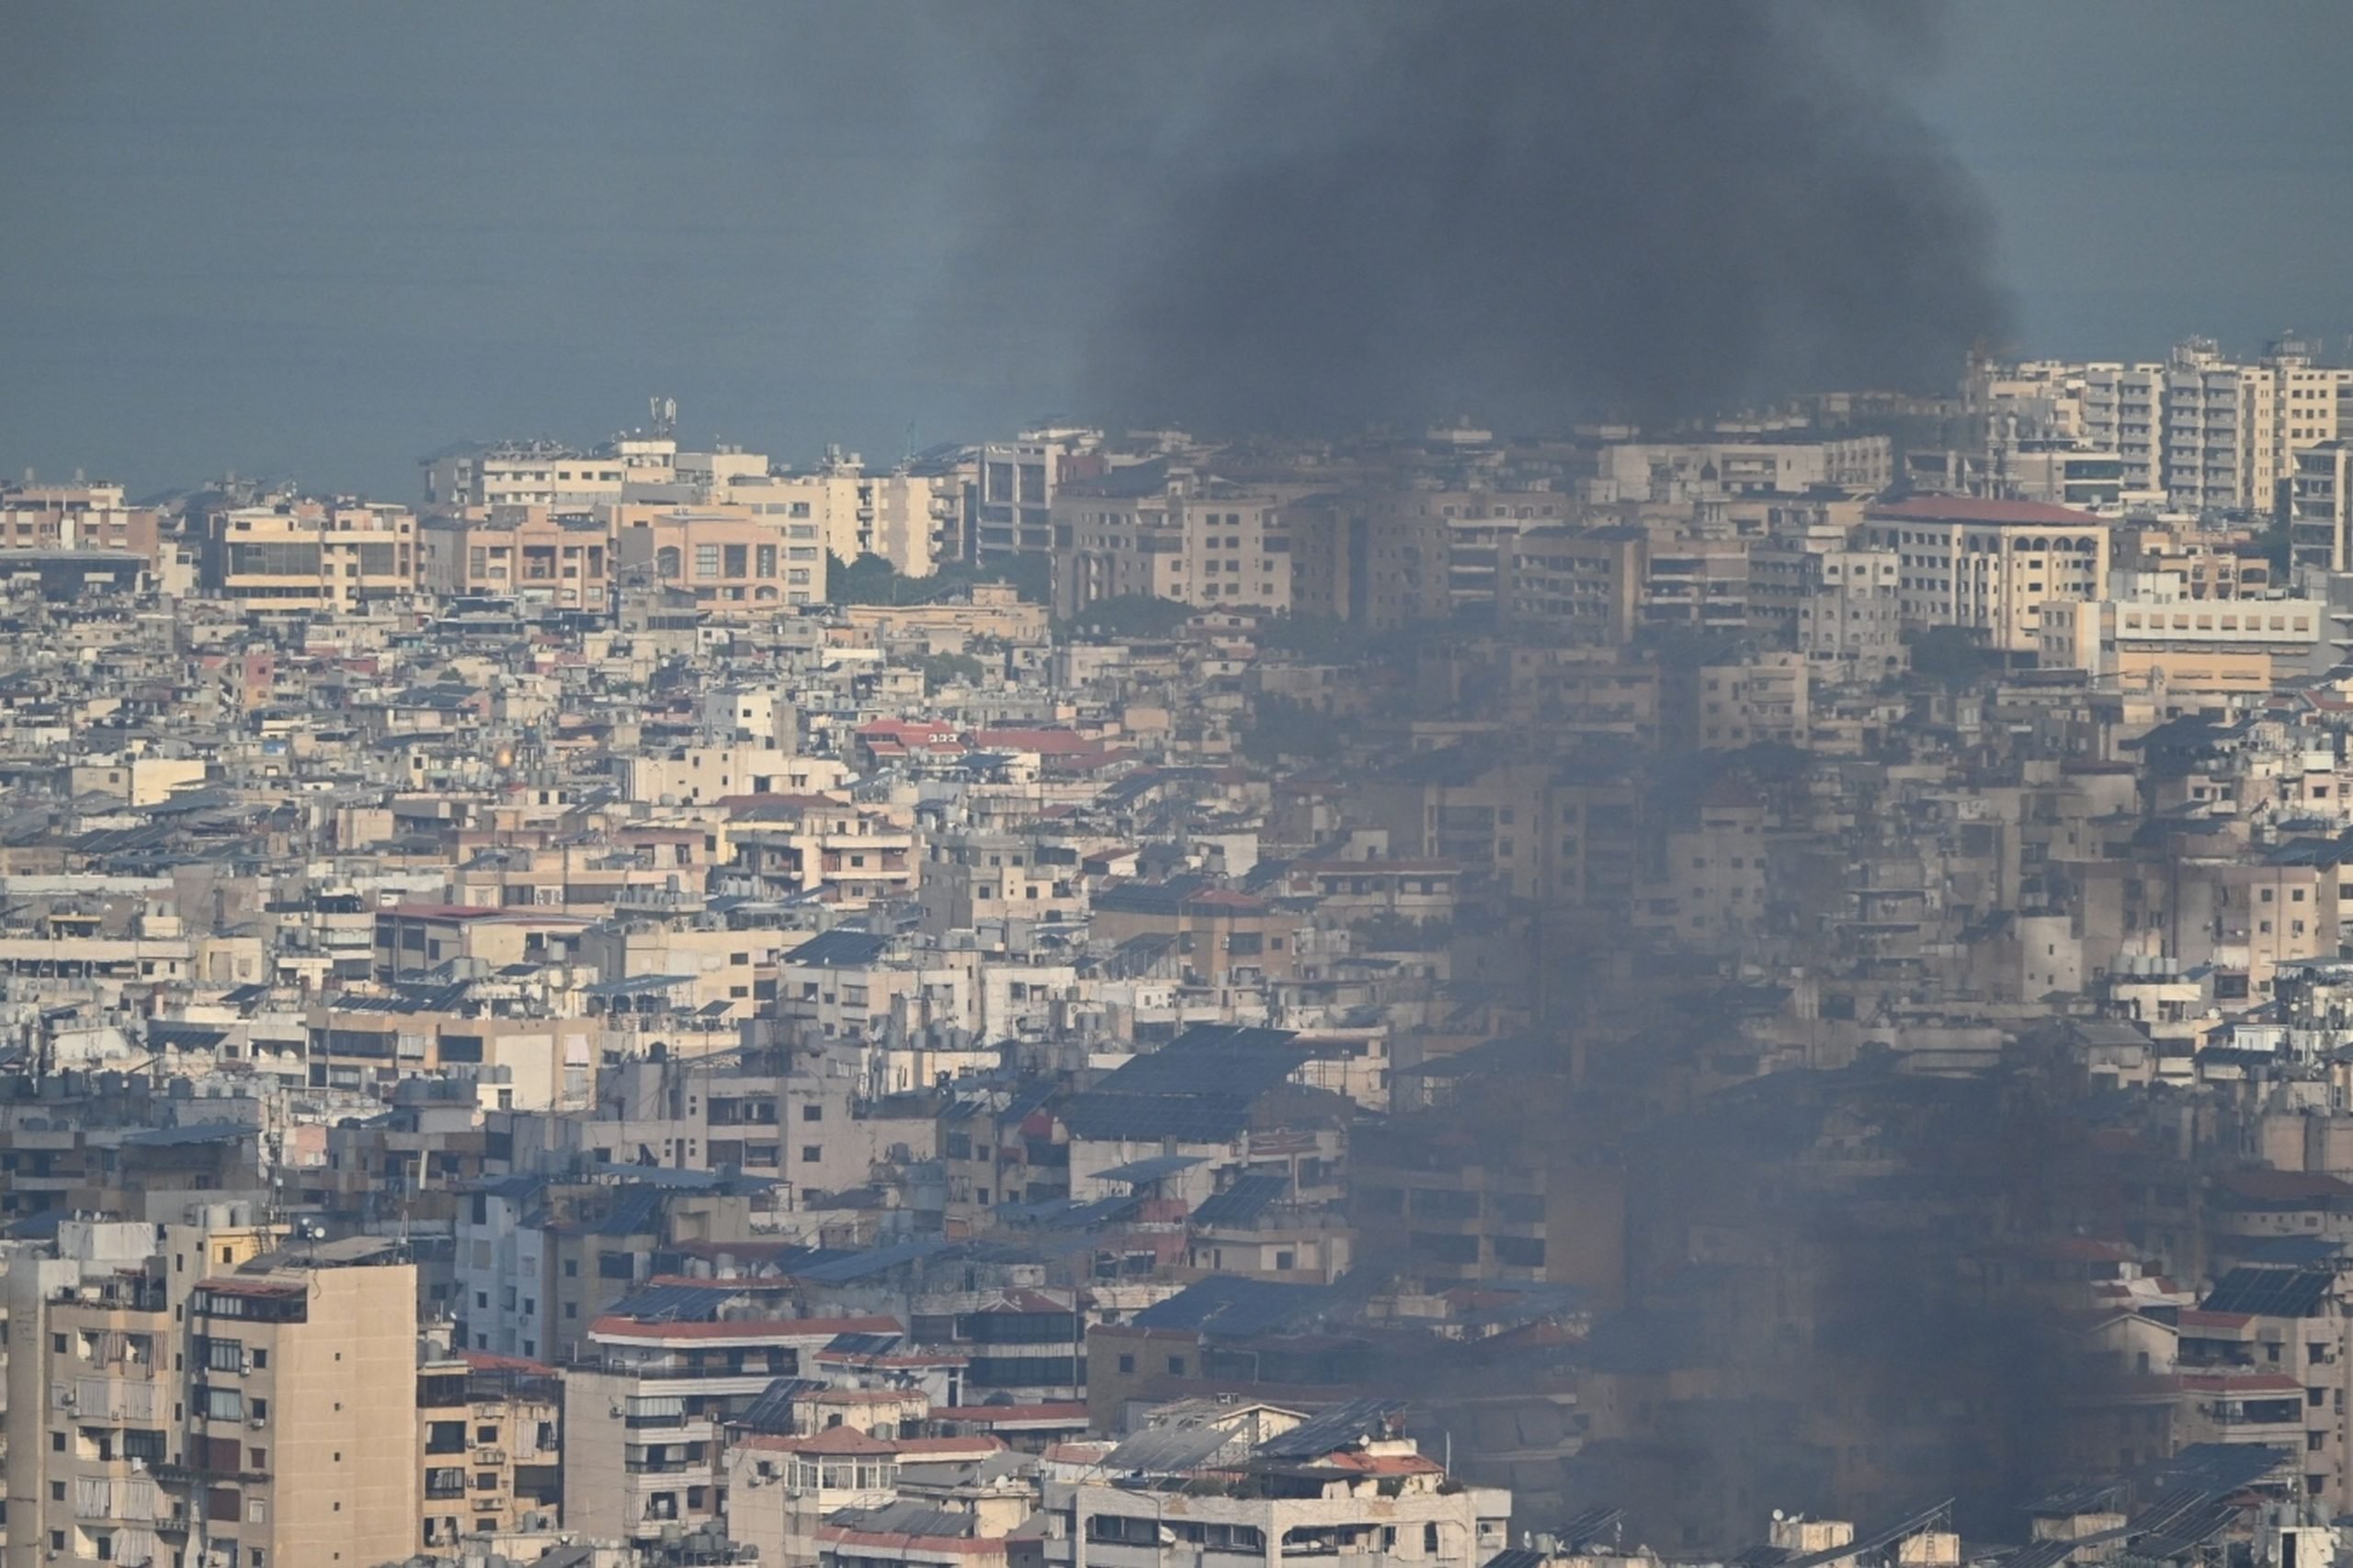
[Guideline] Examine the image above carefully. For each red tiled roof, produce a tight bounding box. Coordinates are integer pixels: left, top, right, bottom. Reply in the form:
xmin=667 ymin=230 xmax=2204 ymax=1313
xmin=2177 ymin=1309 xmax=2254 ymax=1330
xmin=892 ymin=1437 xmax=1006 ymax=1458
xmin=970 ymin=728 xmax=1101 ymax=754
xmin=2177 ymin=1372 xmax=2302 ymax=1394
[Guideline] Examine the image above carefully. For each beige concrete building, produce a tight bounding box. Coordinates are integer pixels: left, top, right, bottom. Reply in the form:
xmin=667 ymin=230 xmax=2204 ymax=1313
xmin=563 ymin=1314 xmax=897 ymax=1546
xmin=1791 ymin=546 xmax=1903 ymax=681
xmin=728 ymin=458 xmax=959 ymax=576
xmin=1052 ymin=472 xmax=1295 ymax=618
xmin=2290 ymin=440 xmax=2353 ymax=573
xmin=4 ymin=1215 xmax=418 ymax=1568
xmin=416 ymin=1357 xmax=562 ymax=1551
xmin=2039 ymin=588 xmax=2324 ymax=694
xmin=1985 ymin=339 xmax=2353 ymax=515
xmin=612 ymin=504 xmax=826 ymax=609
xmin=417 ymin=506 xmax=614 ymax=611
xmin=973 ymin=427 xmax=1101 ymax=567
xmin=1040 ymin=1423 xmax=1510 ymax=1568
xmin=1501 ymin=525 xmax=1643 ymax=644
xmin=0 ymin=482 xmax=164 ymax=566
xmin=1865 ymin=495 xmax=2109 ymax=654
xmin=1597 ymin=434 xmax=1893 ymax=498
xmin=422 ymin=438 xmax=644 ymax=509
xmin=204 ymin=499 xmax=417 ymax=613
xmin=844 ymin=583 xmax=1049 ymax=647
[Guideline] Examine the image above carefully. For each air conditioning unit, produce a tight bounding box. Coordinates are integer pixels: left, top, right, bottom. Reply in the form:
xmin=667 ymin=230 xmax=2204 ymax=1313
xmin=249 ymin=1416 xmax=267 ymax=1429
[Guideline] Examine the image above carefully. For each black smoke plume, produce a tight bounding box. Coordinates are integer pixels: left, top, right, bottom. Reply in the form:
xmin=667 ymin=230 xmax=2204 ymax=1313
xmin=950 ymin=0 xmax=2012 ymax=434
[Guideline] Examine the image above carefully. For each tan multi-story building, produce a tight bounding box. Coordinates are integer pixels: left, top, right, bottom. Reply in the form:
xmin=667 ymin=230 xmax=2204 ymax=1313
xmin=1040 ymin=1415 xmax=1510 ymax=1568
xmin=612 ymin=505 xmax=827 ymax=610
xmin=1864 ymin=495 xmax=2109 ymax=654
xmin=0 ymin=482 xmax=164 ymax=566
xmin=204 ymin=499 xmax=417 ymax=613
xmin=1681 ymin=652 xmax=1810 ymax=750
xmin=1984 ymin=339 xmax=2353 ymax=516
xmin=726 ymin=457 xmax=959 ymax=576
xmin=415 ymin=1356 xmax=562 ymax=1551
xmin=1790 ymin=546 xmax=1903 ymax=682
xmin=4 ymin=1213 xmax=419 ymax=1568
xmin=1091 ymin=878 xmax=1300 ymax=988
xmin=1597 ymin=434 xmax=1893 ymax=498
xmin=417 ymin=506 xmax=614 ymax=611
xmin=2290 ymin=440 xmax=2353 ymax=574
xmin=422 ymin=438 xmax=648 ymax=510
xmin=1052 ymin=472 xmax=1294 ymax=618
xmin=563 ymin=1313 xmax=900 ymax=1547
xmin=1289 ymin=487 xmax=1572 ymax=629
xmin=2039 ymin=587 xmax=2325 ymax=694
xmin=972 ymin=427 xmax=1101 ymax=567
xmin=1501 ymin=525 xmax=1643 ymax=644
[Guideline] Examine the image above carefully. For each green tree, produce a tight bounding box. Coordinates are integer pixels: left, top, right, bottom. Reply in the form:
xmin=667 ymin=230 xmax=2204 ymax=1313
xmin=914 ymin=651 xmax=987 ymax=692
xmin=1061 ymin=594 xmax=1193 ymax=640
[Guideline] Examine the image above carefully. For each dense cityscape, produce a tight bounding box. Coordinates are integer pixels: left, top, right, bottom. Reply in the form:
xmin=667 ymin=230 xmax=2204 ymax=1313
xmin=4 ymin=343 xmax=2353 ymax=1567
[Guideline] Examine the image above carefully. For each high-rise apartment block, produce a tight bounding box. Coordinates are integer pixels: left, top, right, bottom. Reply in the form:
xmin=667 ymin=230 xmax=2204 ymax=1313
xmin=1864 ymin=495 xmax=2110 ymax=654
xmin=1978 ymin=338 xmax=2353 ymax=515
xmin=971 ymin=427 xmax=1100 ymax=567
xmin=1051 ymin=467 xmax=1294 ymax=618
xmin=4 ymin=1211 xmax=418 ymax=1568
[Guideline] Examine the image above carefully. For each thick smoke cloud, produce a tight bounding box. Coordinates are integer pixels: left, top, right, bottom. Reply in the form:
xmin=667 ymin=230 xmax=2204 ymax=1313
xmin=953 ymin=0 xmax=2012 ymax=434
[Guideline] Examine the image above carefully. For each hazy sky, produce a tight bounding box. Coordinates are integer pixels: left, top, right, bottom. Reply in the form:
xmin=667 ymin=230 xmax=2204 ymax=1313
xmin=4 ymin=1 xmax=2351 ymax=497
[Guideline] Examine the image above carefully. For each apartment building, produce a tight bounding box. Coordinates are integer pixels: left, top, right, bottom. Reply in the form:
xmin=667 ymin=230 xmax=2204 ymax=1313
xmin=3 ymin=1215 xmax=418 ymax=1568
xmin=1353 ymin=1117 xmax=1626 ymax=1305
xmin=612 ymin=505 xmax=827 ymax=610
xmin=203 ymin=500 xmax=417 ymax=613
xmin=1785 ymin=546 xmax=1902 ymax=681
xmin=415 ymin=1357 xmax=562 ymax=1551
xmin=416 ymin=506 xmax=614 ymax=612
xmin=1679 ymin=652 xmax=1811 ymax=750
xmin=972 ymin=428 xmax=1100 ymax=566
xmin=2176 ymin=1258 xmax=2353 ymax=1510
xmin=1864 ymin=496 xmax=2109 ymax=654
xmin=1091 ymin=878 xmax=1299 ymax=989
xmin=1596 ymin=434 xmax=1893 ymax=498
xmin=1639 ymin=531 xmax=1749 ymax=634
xmin=724 ymin=458 xmax=957 ymax=576
xmin=0 ymin=482 xmax=163 ymax=566
xmin=1040 ymin=1406 xmax=1510 ymax=1568
xmin=2039 ymin=589 xmax=2324 ymax=693
xmin=563 ymin=1312 xmax=900 ymax=1546
xmin=1501 ymin=525 xmax=1644 ymax=644
xmin=2290 ymin=441 xmax=2353 ymax=574
xmin=421 ymin=438 xmax=640 ymax=509
xmin=1985 ymin=339 xmax=2353 ymax=516
xmin=918 ymin=832 xmax=1085 ymax=937
xmin=1051 ymin=470 xmax=1294 ymax=619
